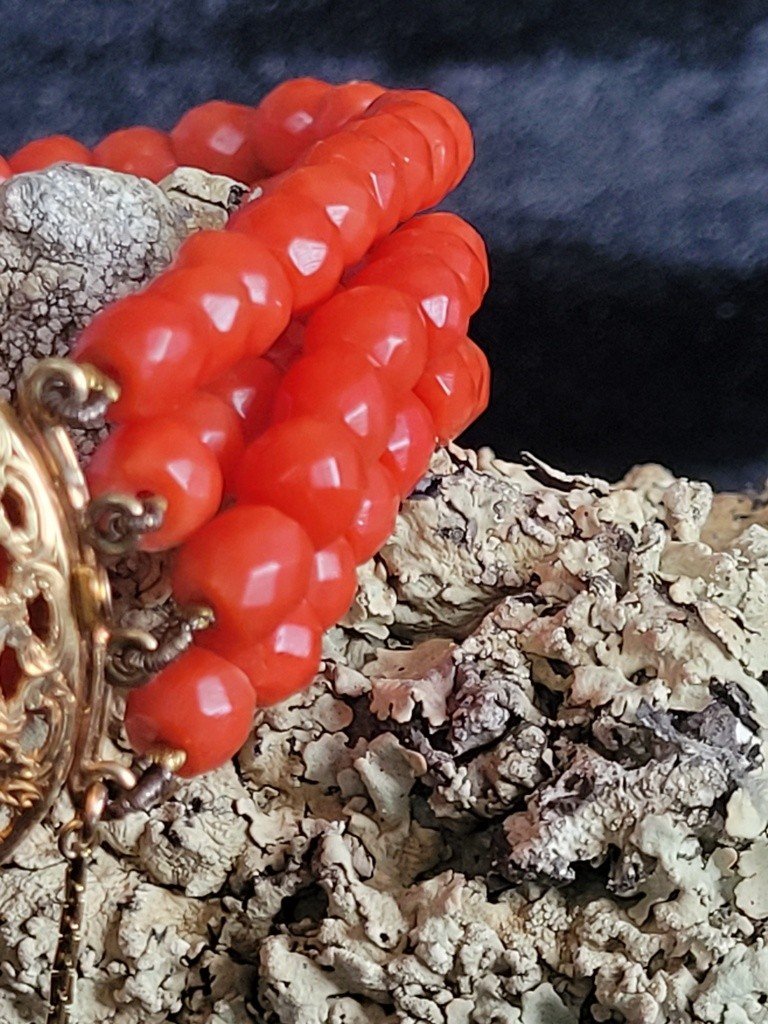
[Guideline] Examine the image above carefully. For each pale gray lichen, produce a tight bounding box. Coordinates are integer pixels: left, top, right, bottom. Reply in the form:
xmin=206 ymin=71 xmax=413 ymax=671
xmin=0 ymin=161 xmax=238 ymax=404
xmin=4 ymin=167 xmax=768 ymax=1023
xmin=1 ymin=447 xmax=765 ymax=1024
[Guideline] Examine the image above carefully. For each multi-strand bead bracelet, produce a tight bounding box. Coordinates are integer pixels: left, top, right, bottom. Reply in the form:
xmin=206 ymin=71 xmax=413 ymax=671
xmin=0 ymin=78 xmax=490 ymax=779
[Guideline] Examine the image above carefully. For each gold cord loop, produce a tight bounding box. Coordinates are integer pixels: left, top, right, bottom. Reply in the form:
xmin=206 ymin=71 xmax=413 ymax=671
xmin=105 ymin=604 xmax=214 ymax=687
xmin=18 ymin=358 xmax=119 ymax=429
xmin=84 ymin=492 xmax=167 ymax=556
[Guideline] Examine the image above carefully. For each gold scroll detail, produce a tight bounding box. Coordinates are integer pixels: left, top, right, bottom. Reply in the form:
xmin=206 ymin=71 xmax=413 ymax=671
xmin=0 ymin=361 xmax=114 ymax=862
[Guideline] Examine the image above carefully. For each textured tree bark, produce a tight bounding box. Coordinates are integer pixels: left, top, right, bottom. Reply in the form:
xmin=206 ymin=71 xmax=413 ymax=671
xmin=2 ymin=166 xmax=768 ymax=1024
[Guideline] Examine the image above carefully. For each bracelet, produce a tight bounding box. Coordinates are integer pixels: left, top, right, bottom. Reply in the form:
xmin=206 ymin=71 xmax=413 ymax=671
xmin=0 ymin=77 xmax=490 ymax=1023
xmin=0 ymin=78 xmax=490 ymax=786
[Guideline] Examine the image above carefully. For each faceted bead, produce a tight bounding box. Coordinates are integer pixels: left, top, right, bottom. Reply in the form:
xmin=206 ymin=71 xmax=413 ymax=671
xmin=8 ymin=135 xmax=91 ymax=173
xmin=265 ymin=320 xmax=305 ymax=373
xmin=225 ymin=603 xmax=323 ymax=706
xmin=458 ymin=337 xmax=491 ymax=418
xmin=262 ymin=162 xmax=380 ymax=263
xmin=175 ymin=231 xmax=292 ymax=356
xmin=233 ymin=193 xmax=344 ymax=312
xmin=171 ymin=100 xmax=263 ymax=182
xmin=73 ymin=294 xmax=210 ymax=421
xmin=173 ymin=505 xmax=314 ymax=644
xmin=349 ymin=253 xmax=471 ymax=343
xmin=350 ymin=115 xmax=432 ymax=220
xmin=306 ymin=537 xmax=358 ymax=626
xmin=93 ymin=126 xmax=176 ymax=182
xmin=125 ymin=647 xmax=255 ymax=776
xmin=236 ymin=417 xmax=365 ymax=547
xmin=251 ymin=77 xmax=332 ymax=173
xmin=175 ymin=391 xmax=246 ymax=489
xmin=272 ymin=346 xmax=396 ymax=462
xmin=304 ymin=285 xmax=428 ymax=391
xmin=371 ymin=89 xmax=474 ymax=188
xmin=301 ymin=130 xmax=405 ymax=236
xmin=206 ymin=355 xmax=282 ymax=441
xmin=371 ymin=100 xmax=458 ymax=205
xmin=86 ymin=417 xmax=223 ymax=552
xmin=345 ymin=461 xmax=400 ymax=564
xmin=370 ymin=228 xmax=486 ymax=312
xmin=312 ymin=81 xmax=385 ymax=139
xmin=414 ymin=339 xmax=479 ymax=443
xmin=148 ymin=265 xmax=253 ymax=381
xmin=379 ymin=393 xmax=437 ymax=497
xmin=398 ymin=212 xmax=489 ymax=292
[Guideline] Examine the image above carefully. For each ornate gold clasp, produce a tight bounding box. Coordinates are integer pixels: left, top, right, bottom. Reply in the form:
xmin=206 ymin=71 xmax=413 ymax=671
xmin=0 ymin=357 xmax=187 ymax=860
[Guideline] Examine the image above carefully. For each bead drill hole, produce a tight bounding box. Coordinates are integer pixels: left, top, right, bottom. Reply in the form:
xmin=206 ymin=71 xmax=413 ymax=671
xmin=0 ymin=646 xmax=22 ymax=701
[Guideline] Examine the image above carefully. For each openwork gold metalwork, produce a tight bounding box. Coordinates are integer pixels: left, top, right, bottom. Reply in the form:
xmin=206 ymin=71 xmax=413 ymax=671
xmin=0 ymin=361 xmax=120 ymax=861
xmin=0 ymin=358 xmax=195 ymax=1022
xmin=0 ymin=356 xmax=198 ymax=861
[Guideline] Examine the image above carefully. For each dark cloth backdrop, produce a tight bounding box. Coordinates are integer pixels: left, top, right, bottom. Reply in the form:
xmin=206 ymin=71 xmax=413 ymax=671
xmin=2 ymin=0 xmax=767 ymax=487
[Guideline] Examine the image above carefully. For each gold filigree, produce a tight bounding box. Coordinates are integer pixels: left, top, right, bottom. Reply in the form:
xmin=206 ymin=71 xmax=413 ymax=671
xmin=0 ymin=359 xmax=193 ymax=1022
xmin=0 ymin=360 xmax=120 ymax=861
xmin=0 ymin=401 xmax=84 ymax=859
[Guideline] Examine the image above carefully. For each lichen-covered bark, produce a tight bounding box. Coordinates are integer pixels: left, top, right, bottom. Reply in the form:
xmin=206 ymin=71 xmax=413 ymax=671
xmin=0 ymin=162 xmax=237 ymax=403
xmin=2 ymin=446 xmax=768 ymax=1023
xmin=4 ymin=166 xmax=768 ymax=1023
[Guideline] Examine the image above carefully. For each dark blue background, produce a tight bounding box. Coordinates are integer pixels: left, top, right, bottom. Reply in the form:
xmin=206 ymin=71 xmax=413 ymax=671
xmin=2 ymin=0 xmax=767 ymax=487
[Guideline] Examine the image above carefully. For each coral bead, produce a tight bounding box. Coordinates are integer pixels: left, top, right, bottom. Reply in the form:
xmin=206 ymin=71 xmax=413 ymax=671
xmin=86 ymin=417 xmax=223 ymax=552
xmin=251 ymin=77 xmax=332 ymax=173
xmin=379 ymin=393 xmax=437 ymax=497
xmin=345 ymin=461 xmax=401 ymax=564
xmin=304 ymin=286 xmax=428 ymax=391
xmin=272 ymin=346 xmax=396 ymax=462
xmin=92 ymin=126 xmax=176 ymax=182
xmin=206 ymin=355 xmax=282 ymax=441
xmin=175 ymin=391 xmax=246 ymax=488
xmin=312 ymin=81 xmax=385 ymax=139
xmin=171 ymin=100 xmax=262 ymax=182
xmin=74 ymin=295 xmax=209 ymax=421
xmin=236 ymin=417 xmax=365 ymax=547
xmin=378 ymin=89 xmax=474 ymax=187
xmin=350 ymin=115 xmax=432 ymax=219
xmin=8 ymin=135 xmax=91 ymax=173
xmin=371 ymin=100 xmax=458 ymax=205
xmin=350 ymin=253 xmax=471 ymax=341
xmin=173 ymin=505 xmax=314 ymax=645
xmin=414 ymin=338 xmax=479 ymax=443
xmin=266 ymin=320 xmax=305 ymax=373
xmin=125 ymin=648 xmax=255 ymax=777
xmin=301 ymin=130 xmax=405 ymax=237
xmin=398 ymin=212 xmax=489 ymax=292
xmin=225 ymin=603 xmax=323 ymax=706
xmin=306 ymin=538 xmax=359 ymax=626
xmin=175 ymin=231 xmax=292 ymax=356
xmin=263 ymin=163 xmax=380 ymax=264
xmin=370 ymin=228 xmax=486 ymax=312
xmin=408 ymin=92 xmax=473 ymax=170
xmin=458 ymin=337 xmax=491 ymax=417
xmin=0 ymin=157 xmax=11 ymax=181
xmin=148 ymin=265 xmax=253 ymax=381
xmin=206 ymin=356 xmax=282 ymax=440
xmin=233 ymin=193 xmax=344 ymax=312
